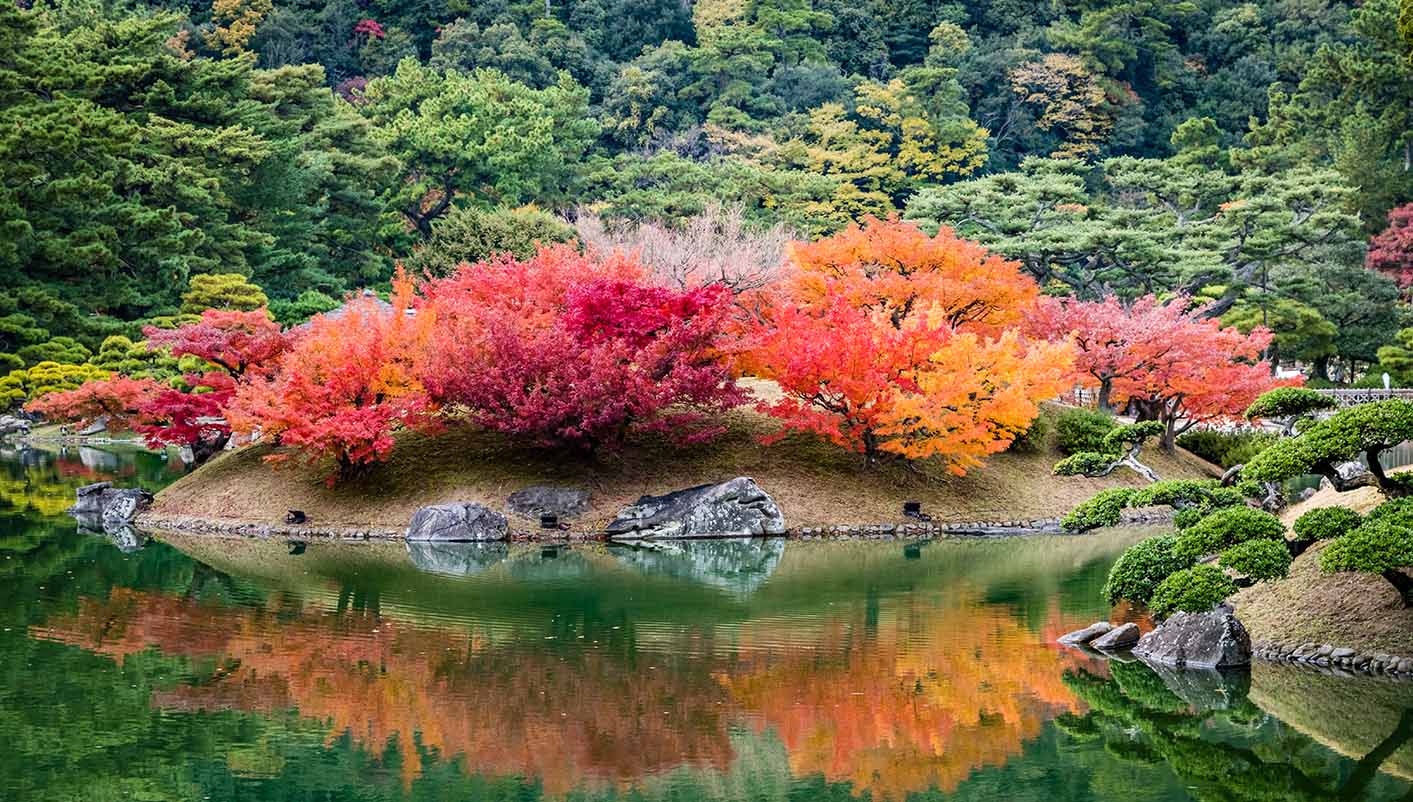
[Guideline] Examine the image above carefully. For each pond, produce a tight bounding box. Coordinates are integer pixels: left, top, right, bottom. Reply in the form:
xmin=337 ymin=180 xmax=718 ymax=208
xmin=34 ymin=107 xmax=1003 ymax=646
xmin=2 ymin=446 xmax=1412 ymax=802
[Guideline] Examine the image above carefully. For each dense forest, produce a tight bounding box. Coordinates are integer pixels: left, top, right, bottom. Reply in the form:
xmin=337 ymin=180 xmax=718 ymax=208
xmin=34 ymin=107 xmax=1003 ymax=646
xmin=6 ymin=0 xmax=1413 ymax=385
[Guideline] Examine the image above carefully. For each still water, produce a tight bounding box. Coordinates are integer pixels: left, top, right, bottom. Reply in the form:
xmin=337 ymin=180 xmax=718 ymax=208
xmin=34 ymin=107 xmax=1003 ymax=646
xmin=2 ymin=445 xmax=1412 ymax=802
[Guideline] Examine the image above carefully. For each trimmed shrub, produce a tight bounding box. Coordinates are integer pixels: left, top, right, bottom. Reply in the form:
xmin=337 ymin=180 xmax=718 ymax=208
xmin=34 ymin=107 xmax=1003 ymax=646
xmin=1366 ymin=497 xmax=1413 ymax=527
xmin=1320 ymin=520 xmax=1413 ymax=575
xmin=1062 ymin=487 xmax=1136 ymax=531
xmin=1292 ymin=506 xmax=1363 ymax=542
xmin=1056 ymin=407 xmax=1117 ymax=455
xmin=1172 ymin=507 xmax=1208 ymax=530
xmin=1149 ymin=565 xmax=1239 ymax=618
xmin=1219 ymin=539 xmax=1292 ymax=581
xmin=1176 ymin=429 xmax=1278 ymax=468
xmin=1053 ymin=451 xmax=1118 ymax=476
xmin=1244 ymin=387 xmax=1335 ymax=420
xmin=1008 ymin=408 xmax=1051 ymax=452
xmin=1103 ymin=535 xmax=1195 ymax=605
xmin=1174 ymin=506 xmax=1286 ymax=561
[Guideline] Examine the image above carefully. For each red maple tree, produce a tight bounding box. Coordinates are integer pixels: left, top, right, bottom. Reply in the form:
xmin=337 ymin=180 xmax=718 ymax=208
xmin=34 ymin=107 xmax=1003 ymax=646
xmin=144 ymin=309 xmax=288 ymax=379
xmin=1368 ymin=203 xmax=1413 ymax=292
xmin=418 ymin=247 xmax=743 ymax=450
xmin=25 ymin=376 xmax=165 ymax=430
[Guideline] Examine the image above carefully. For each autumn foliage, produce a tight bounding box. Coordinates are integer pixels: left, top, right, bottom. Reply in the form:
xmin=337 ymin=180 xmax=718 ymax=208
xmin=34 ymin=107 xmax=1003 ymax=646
xmin=25 ymin=375 xmax=164 ymax=430
xmin=740 ymin=218 xmax=1072 ymax=472
xmin=417 ymin=245 xmax=743 ymax=450
xmin=1367 ymin=203 xmax=1413 ymax=292
xmin=1032 ymin=294 xmax=1287 ymax=449
xmin=143 ymin=308 xmax=288 ymax=379
xmin=229 ymin=276 xmax=433 ymax=478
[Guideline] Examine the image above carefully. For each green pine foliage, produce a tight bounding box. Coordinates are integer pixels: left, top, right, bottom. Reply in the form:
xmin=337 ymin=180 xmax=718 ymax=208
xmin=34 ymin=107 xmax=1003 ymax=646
xmin=1102 ymin=535 xmax=1195 ymax=605
xmin=1149 ymin=565 xmax=1240 ymax=619
xmin=1292 ymin=506 xmax=1364 ymax=542
xmin=1173 ymin=506 xmax=1287 ymax=561
xmin=1219 ymin=539 xmax=1293 ymax=582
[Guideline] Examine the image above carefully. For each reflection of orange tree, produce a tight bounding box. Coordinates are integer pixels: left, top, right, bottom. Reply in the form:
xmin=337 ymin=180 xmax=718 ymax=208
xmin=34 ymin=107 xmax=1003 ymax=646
xmin=33 ymin=588 xmax=734 ymax=796
xmin=719 ymin=592 xmax=1099 ymax=801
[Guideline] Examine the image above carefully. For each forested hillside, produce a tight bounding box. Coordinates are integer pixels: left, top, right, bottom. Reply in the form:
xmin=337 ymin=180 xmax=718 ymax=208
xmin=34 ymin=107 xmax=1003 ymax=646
xmin=4 ymin=0 xmax=1413 ymax=384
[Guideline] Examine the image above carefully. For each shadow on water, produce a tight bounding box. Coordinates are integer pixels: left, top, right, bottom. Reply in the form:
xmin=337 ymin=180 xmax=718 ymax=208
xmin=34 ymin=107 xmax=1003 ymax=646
xmin=1 ymin=447 xmax=1411 ymax=801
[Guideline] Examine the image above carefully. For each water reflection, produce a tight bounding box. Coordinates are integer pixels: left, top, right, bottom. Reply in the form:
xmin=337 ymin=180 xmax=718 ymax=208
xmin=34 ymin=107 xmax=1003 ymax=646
xmin=3 ymin=447 xmax=1412 ymax=801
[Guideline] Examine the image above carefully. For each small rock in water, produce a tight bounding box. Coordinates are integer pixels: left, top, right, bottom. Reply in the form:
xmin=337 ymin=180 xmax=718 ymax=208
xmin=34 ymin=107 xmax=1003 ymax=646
xmin=1058 ymin=622 xmax=1114 ymax=646
xmin=1090 ymin=622 xmax=1141 ymax=651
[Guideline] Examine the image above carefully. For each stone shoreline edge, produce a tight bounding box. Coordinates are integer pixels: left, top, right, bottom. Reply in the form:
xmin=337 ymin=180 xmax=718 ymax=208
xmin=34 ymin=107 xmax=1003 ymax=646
xmin=134 ymin=509 xmax=1176 ymax=542
xmin=1253 ymin=640 xmax=1413 ymax=679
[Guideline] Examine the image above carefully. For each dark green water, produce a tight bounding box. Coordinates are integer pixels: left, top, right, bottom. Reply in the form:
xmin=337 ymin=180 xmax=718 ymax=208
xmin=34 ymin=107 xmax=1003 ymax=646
xmin=3 ymin=445 xmax=1412 ymax=802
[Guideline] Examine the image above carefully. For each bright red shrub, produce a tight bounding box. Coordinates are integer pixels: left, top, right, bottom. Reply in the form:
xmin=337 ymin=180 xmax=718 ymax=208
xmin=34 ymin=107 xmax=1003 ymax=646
xmin=24 ymin=376 xmax=165 ymax=430
xmin=418 ymin=247 xmax=743 ymax=450
xmin=143 ymin=309 xmax=287 ymax=379
xmin=135 ymin=372 xmax=236 ymax=455
xmin=228 ymin=276 xmax=434 ymax=480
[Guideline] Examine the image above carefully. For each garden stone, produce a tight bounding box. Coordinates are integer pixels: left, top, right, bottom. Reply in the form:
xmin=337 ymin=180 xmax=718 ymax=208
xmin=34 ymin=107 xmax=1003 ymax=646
xmin=1330 ymin=647 xmax=1355 ymax=659
xmin=1090 ymin=622 xmax=1141 ymax=651
xmin=606 ymin=478 xmax=785 ymax=539
xmin=1133 ymin=605 xmax=1251 ymax=669
xmin=506 ymin=486 xmax=591 ymax=519
xmin=78 ymin=415 xmax=109 ymax=436
xmin=0 ymin=415 xmax=30 ymax=437
xmin=68 ymin=482 xmax=153 ymax=531
xmin=1058 ymin=622 xmax=1113 ymax=646
xmin=406 ymin=503 xmax=508 ymax=542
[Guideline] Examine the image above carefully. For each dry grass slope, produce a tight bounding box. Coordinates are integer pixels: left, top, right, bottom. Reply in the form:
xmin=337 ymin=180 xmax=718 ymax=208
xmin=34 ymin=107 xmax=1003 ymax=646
xmin=151 ymin=405 xmax=1217 ymax=531
xmin=1233 ymin=475 xmax=1413 ymax=654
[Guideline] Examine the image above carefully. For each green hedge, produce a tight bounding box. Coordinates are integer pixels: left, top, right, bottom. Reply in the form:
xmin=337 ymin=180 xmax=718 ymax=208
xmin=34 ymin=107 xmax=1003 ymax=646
xmin=1102 ymin=535 xmax=1195 ymax=606
xmin=1219 ymin=539 xmax=1292 ymax=581
xmin=1055 ymin=407 xmax=1117 ymax=455
xmin=1149 ymin=564 xmax=1239 ymax=618
xmin=1173 ymin=506 xmax=1286 ymax=561
xmin=1292 ymin=506 xmax=1362 ymax=542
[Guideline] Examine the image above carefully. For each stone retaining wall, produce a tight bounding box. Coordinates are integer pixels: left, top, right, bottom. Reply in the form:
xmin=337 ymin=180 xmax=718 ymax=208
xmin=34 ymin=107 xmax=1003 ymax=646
xmin=1254 ymin=640 xmax=1413 ymax=679
xmin=135 ymin=508 xmax=1173 ymax=542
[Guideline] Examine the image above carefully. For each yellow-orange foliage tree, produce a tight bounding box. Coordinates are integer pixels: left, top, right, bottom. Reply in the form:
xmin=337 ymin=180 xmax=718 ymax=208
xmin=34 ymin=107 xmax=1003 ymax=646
xmin=740 ymin=218 xmax=1072 ymax=472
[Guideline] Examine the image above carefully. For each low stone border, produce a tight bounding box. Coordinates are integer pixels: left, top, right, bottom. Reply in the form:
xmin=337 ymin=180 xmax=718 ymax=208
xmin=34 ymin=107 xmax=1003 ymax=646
xmin=1253 ymin=640 xmax=1413 ymax=678
xmin=137 ymin=508 xmax=1174 ymax=543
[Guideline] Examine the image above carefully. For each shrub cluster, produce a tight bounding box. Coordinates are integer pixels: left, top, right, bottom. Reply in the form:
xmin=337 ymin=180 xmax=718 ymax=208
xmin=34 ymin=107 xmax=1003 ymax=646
xmin=1055 ymin=407 xmax=1117 ymax=454
xmin=1292 ymin=506 xmax=1363 ymax=542
xmin=1149 ymin=565 xmax=1239 ymax=618
xmin=1175 ymin=428 xmax=1278 ymax=468
xmin=1218 ymin=539 xmax=1292 ymax=581
xmin=1173 ymin=506 xmax=1286 ymax=561
xmin=1102 ymin=535 xmax=1194 ymax=606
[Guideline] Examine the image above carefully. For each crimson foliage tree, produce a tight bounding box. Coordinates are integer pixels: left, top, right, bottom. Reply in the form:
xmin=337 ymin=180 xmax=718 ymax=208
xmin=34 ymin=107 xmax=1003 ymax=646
xmin=144 ymin=309 xmax=288 ymax=379
xmin=1368 ymin=203 xmax=1413 ymax=292
xmin=418 ymin=246 xmax=743 ymax=450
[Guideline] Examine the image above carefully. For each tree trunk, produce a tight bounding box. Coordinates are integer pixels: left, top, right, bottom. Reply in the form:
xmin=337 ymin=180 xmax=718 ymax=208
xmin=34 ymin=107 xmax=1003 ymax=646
xmin=1097 ymin=380 xmax=1112 ymax=413
xmin=1314 ymin=354 xmax=1331 ymax=383
xmin=1382 ymin=569 xmax=1413 ymax=607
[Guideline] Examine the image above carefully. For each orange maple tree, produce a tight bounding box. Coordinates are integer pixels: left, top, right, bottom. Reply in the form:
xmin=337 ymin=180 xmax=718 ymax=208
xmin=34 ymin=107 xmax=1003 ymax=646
xmin=228 ymin=273 xmax=436 ymax=480
xmin=740 ymin=218 xmax=1073 ymax=472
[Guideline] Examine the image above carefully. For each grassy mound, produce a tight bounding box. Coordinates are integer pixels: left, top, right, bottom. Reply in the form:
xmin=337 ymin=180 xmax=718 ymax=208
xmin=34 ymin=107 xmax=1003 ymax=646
xmin=151 ymin=404 xmax=1217 ymax=532
xmin=1232 ymin=477 xmax=1413 ymax=654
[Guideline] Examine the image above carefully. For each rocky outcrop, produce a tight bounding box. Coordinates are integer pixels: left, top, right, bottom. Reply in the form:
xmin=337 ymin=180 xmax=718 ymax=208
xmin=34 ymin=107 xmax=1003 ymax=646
xmin=405 ymin=541 xmax=509 ymax=576
xmin=1058 ymin=622 xmax=1114 ymax=645
xmin=506 ymin=486 xmax=590 ymax=520
xmin=405 ymin=502 xmax=508 ymax=541
xmin=0 ymin=414 xmax=30 ymax=438
xmin=1091 ymin=622 xmax=1141 ymax=651
xmin=1133 ymin=605 xmax=1252 ymax=669
xmin=78 ymin=415 xmax=110 ymax=437
xmin=606 ymin=478 xmax=785 ymax=539
xmin=69 ymin=482 xmax=154 ymax=531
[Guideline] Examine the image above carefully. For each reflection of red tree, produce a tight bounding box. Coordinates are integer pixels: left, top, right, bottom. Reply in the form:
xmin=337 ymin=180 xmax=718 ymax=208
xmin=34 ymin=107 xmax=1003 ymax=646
xmin=34 ymin=589 xmax=733 ymax=795
xmin=719 ymin=593 xmax=1100 ymax=800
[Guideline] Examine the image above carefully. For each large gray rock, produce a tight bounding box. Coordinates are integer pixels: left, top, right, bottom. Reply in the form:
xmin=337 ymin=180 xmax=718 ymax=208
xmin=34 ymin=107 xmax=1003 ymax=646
xmin=0 ymin=414 xmax=30 ymax=437
xmin=405 ymin=503 xmax=508 ymax=542
xmin=69 ymin=482 xmax=153 ymax=530
xmin=1143 ymin=661 xmax=1251 ymax=712
xmin=78 ymin=415 xmax=109 ymax=437
xmin=1058 ymin=622 xmax=1114 ymax=646
xmin=506 ymin=486 xmax=590 ymax=519
xmin=1090 ymin=622 xmax=1141 ymax=651
xmin=405 ymin=541 xmax=509 ymax=576
xmin=1133 ymin=605 xmax=1252 ymax=669
xmin=606 ymin=477 xmax=785 ymax=539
